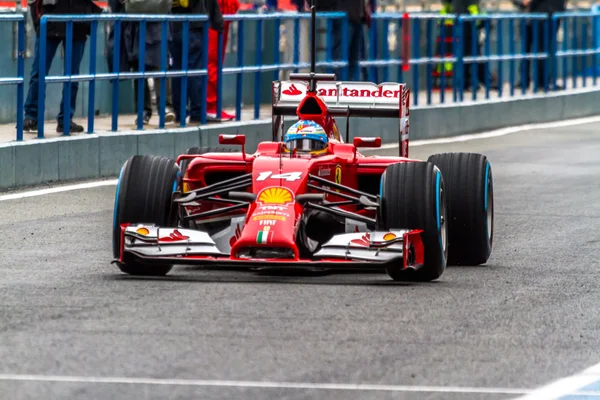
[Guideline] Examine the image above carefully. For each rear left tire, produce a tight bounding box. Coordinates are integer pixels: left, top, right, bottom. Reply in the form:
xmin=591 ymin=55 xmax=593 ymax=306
xmin=112 ymin=155 xmax=180 ymax=276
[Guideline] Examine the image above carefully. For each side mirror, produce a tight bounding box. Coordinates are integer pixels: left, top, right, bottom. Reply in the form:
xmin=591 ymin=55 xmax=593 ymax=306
xmin=219 ymin=134 xmax=246 ymax=146
xmin=353 ymin=137 xmax=381 ymax=148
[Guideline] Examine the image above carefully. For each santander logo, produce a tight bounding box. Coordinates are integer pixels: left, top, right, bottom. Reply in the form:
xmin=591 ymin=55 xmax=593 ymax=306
xmin=279 ymin=81 xmax=405 ymax=105
xmin=282 ymin=84 xmax=302 ymax=96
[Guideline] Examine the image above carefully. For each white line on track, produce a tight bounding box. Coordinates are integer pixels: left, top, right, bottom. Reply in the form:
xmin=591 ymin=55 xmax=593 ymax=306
xmin=0 ymin=179 xmax=118 ymax=202
xmin=378 ymin=114 xmax=600 ymax=149
xmin=0 ymin=374 xmax=528 ymax=394
xmin=1 ymin=114 xmax=600 ymax=203
xmin=1 ymin=373 xmax=600 ymax=396
xmin=513 ymin=361 xmax=600 ymax=400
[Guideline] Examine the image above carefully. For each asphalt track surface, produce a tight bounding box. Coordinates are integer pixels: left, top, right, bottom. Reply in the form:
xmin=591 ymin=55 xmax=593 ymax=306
xmin=1 ymin=121 xmax=600 ymax=400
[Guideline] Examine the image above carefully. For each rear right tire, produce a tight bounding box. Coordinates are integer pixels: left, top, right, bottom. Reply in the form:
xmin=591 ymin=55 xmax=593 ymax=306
xmin=380 ymin=161 xmax=448 ymax=282
xmin=427 ymin=152 xmax=493 ymax=265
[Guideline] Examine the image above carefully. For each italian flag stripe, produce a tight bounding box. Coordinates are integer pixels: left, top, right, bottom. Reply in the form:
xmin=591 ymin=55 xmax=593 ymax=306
xmin=257 ymin=231 xmax=270 ymax=244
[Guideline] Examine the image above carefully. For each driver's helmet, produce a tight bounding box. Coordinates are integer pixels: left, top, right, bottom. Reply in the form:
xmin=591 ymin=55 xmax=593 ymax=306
xmin=283 ymin=120 xmax=329 ymax=156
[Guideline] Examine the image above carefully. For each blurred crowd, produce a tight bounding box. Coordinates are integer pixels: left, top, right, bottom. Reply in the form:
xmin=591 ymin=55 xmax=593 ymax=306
xmin=21 ymin=0 xmax=567 ymax=135
xmin=23 ymin=0 xmax=240 ymax=135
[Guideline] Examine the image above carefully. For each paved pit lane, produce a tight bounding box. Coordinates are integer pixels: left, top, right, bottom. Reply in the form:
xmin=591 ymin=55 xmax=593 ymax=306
xmin=1 ymin=121 xmax=600 ymax=400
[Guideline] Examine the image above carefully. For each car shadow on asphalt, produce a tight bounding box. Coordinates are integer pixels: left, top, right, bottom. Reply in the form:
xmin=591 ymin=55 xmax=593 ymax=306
xmin=103 ymin=266 xmax=446 ymax=287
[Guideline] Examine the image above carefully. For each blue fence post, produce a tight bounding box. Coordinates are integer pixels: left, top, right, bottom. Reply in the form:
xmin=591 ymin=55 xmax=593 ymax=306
xmin=572 ymin=16 xmax=577 ymax=88
xmin=520 ymin=18 xmax=527 ymax=94
xmin=497 ymin=18 xmax=503 ymax=98
xmin=440 ymin=17 xmax=447 ymax=103
xmin=532 ymin=19 xmax=539 ymax=93
xmin=180 ymin=20 xmax=189 ymax=127
xmin=592 ymin=11 xmax=597 ymax=86
xmin=201 ymin=20 xmax=209 ymax=124
xmin=326 ymin=18 xmax=332 ymax=74
xmin=581 ymin=19 xmax=588 ymax=87
xmin=470 ymin=18 xmax=477 ymax=100
xmin=451 ymin=17 xmax=457 ymax=103
xmin=543 ymin=17 xmax=549 ymax=93
xmin=273 ymin=17 xmax=281 ymax=81
xmin=509 ymin=18 xmax=515 ymax=96
xmin=426 ymin=18 xmax=432 ymax=105
xmin=457 ymin=17 xmax=465 ymax=102
xmin=158 ymin=20 xmax=168 ymax=129
xmin=562 ymin=17 xmax=567 ymax=88
xmin=411 ymin=17 xmax=419 ymax=105
xmin=592 ymin=4 xmax=600 ymax=86
xmin=293 ymin=18 xmax=300 ymax=74
xmin=217 ymin=31 xmax=224 ymax=120
xmin=368 ymin=19 xmax=376 ymax=82
xmin=484 ymin=18 xmax=490 ymax=99
xmin=37 ymin=17 xmax=48 ymax=139
xmin=136 ymin=20 xmax=146 ymax=131
xmin=63 ymin=21 xmax=73 ymax=136
xmin=382 ymin=18 xmax=390 ymax=82
xmin=111 ymin=20 xmax=121 ymax=132
xmin=254 ymin=18 xmax=263 ymax=120
xmin=88 ymin=20 xmax=97 ymax=133
xmin=235 ymin=19 xmax=244 ymax=121
xmin=16 ymin=17 xmax=25 ymax=141
xmin=341 ymin=15 xmax=349 ymax=80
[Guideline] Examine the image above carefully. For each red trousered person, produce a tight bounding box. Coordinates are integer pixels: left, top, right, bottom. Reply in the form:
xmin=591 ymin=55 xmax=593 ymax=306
xmin=207 ymin=0 xmax=240 ymax=121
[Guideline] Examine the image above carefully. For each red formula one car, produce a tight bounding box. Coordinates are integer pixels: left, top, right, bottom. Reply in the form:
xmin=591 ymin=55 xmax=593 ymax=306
xmin=111 ymin=71 xmax=494 ymax=281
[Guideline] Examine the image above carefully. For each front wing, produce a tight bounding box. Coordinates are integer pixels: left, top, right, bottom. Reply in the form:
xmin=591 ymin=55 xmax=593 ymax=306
xmin=116 ymin=224 xmax=425 ymax=271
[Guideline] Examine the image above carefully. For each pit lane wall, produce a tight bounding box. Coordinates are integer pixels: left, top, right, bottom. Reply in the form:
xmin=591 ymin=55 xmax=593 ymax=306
xmin=1 ymin=87 xmax=599 ymax=190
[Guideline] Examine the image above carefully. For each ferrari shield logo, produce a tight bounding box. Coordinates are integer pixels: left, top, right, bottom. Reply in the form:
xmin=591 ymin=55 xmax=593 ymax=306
xmin=335 ymin=165 xmax=342 ymax=184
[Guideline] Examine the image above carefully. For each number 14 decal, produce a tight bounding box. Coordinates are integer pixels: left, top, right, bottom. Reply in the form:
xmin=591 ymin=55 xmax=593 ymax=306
xmin=256 ymin=171 xmax=303 ymax=181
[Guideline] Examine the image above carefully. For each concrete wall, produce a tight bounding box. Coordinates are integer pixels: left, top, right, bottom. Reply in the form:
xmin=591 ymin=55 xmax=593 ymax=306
xmin=2 ymin=86 xmax=600 ymax=190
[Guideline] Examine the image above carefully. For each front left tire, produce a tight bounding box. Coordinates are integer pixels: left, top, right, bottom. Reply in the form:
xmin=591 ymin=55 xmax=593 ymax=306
xmin=112 ymin=155 xmax=180 ymax=276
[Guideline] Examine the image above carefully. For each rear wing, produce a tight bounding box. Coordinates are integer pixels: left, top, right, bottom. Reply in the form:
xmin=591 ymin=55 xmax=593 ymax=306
xmin=270 ymin=74 xmax=410 ymax=157
xmin=272 ymin=80 xmax=409 ymax=118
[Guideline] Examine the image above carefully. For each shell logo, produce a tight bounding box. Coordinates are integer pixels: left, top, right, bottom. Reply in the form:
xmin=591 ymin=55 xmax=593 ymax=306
xmin=136 ymin=227 xmax=150 ymax=236
xmin=383 ymin=233 xmax=396 ymax=241
xmin=258 ymin=187 xmax=294 ymax=205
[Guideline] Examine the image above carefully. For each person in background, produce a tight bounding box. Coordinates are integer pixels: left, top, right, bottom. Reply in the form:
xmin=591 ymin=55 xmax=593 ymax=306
xmin=23 ymin=0 xmax=102 ymax=134
xmin=206 ymin=0 xmax=240 ymax=121
xmin=106 ymin=0 xmax=176 ymax=126
xmin=295 ymin=0 xmax=368 ymax=81
xmin=519 ymin=0 xmax=565 ymax=90
xmin=171 ymin=0 xmax=224 ymax=125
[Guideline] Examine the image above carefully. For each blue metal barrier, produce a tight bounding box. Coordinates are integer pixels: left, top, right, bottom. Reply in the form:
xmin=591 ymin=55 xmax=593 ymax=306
xmin=8 ymin=10 xmax=600 ymax=141
xmin=552 ymin=11 xmax=600 ymax=89
xmin=34 ymin=12 xmax=347 ymax=139
xmin=215 ymin=12 xmax=348 ymax=121
xmin=37 ymin=14 xmax=210 ymax=138
xmin=0 ymin=14 xmax=25 ymax=141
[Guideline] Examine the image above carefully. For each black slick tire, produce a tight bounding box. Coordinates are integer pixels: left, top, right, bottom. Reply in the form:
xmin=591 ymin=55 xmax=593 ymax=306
xmin=112 ymin=155 xmax=180 ymax=276
xmin=427 ymin=152 xmax=493 ymax=265
xmin=380 ymin=161 xmax=448 ymax=282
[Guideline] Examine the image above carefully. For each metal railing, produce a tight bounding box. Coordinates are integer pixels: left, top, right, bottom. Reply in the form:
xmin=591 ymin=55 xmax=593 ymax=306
xmin=34 ymin=12 xmax=347 ymax=138
xmin=0 ymin=13 xmax=24 ymax=140
xmin=6 ymin=10 xmax=600 ymax=140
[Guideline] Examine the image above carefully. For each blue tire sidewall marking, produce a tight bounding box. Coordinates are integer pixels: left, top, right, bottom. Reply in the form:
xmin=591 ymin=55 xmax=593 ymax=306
xmin=113 ymin=164 xmax=125 ymax=231
xmin=173 ymin=169 xmax=181 ymax=193
xmin=483 ymin=161 xmax=491 ymax=249
xmin=435 ymin=170 xmax=445 ymax=266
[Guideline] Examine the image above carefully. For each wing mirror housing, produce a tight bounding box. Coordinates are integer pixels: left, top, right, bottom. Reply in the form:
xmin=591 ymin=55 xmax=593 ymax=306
xmin=219 ymin=134 xmax=246 ymax=146
xmin=218 ymin=134 xmax=246 ymax=159
xmin=353 ymin=137 xmax=381 ymax=148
